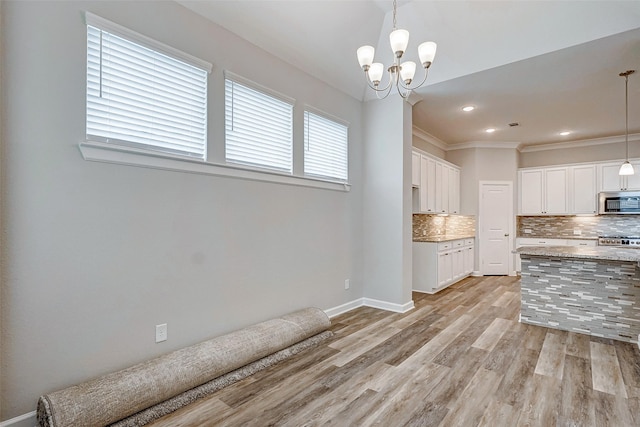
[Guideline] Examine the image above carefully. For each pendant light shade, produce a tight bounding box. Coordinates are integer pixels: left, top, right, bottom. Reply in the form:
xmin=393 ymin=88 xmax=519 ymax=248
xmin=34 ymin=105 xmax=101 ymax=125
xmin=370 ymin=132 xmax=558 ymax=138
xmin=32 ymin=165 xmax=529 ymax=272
xmin=619 ymin=70 xmax=635 ymax=176
xmin=620 ymin=161 xmax=634 ymax=176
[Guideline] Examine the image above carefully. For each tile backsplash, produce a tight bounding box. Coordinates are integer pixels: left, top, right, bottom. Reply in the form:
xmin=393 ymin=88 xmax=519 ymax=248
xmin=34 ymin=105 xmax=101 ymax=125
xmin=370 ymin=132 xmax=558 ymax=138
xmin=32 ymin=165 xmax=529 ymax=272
xmin=517 ymin=215 xmax=640 ymax=238
xmin=413 ymin=214 xmax=476 ymax=238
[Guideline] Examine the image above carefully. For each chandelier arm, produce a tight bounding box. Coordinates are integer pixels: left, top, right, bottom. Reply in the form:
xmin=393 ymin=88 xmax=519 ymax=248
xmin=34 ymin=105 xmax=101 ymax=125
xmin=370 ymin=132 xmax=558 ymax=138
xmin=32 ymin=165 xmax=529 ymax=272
xmin=397 ymin=67 xmax=430 ymax=92
xmin=375 ymin=85 xmax=394 ymax=100
xmin=395 ymin=83 xmax=410 ymax=99
xmin=363 ymin=70 xmax=394 ymax=93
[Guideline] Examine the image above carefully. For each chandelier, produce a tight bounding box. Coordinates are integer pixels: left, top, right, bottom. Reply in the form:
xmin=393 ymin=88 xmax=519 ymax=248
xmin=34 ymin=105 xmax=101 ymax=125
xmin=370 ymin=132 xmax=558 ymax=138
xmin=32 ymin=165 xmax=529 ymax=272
xmin=619 ymin=70 xmax=635 ymax=176
xmin=356 ymin=0 xmax=437 ymax=99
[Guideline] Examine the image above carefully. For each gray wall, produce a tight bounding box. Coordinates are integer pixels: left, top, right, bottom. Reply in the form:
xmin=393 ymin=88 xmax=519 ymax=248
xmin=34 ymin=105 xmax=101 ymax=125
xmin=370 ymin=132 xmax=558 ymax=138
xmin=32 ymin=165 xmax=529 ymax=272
xmin=519 ymin=137 xmax=640 ymax=168
xmin=0 ymin=0 xmax=364 ymax=419
xmin=362 ymin=97 xmax=413 ymax=306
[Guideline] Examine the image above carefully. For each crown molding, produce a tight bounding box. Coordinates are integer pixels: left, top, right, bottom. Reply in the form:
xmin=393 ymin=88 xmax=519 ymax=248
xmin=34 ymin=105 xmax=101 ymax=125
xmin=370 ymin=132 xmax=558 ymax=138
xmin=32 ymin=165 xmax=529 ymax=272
xmin=446 ymin=141 xmax=523 ymax=151
xmin=412 ymin=126 xmax=448 ymax=151
xmin=519 ymin=133 xmax=640 ymax=153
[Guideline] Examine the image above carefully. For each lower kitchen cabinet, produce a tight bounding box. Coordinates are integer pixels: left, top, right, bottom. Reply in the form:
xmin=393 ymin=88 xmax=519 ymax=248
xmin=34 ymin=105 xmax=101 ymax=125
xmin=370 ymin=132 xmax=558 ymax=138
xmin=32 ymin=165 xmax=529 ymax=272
xmin=413 ymin=238 xmax=475 ymax=294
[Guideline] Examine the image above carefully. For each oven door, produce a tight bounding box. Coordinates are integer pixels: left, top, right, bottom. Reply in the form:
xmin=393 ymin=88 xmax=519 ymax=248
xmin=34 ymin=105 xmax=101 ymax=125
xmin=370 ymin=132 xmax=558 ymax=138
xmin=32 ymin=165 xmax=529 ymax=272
xmin=599 ymin=191 xmax=640 ymax=214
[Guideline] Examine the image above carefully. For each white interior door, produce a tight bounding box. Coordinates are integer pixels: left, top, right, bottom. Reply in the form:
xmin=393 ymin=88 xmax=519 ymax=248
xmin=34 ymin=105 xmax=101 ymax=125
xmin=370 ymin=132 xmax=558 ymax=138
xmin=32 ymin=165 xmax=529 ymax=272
xmin=480 ymin=181 xmax=513 ymax=275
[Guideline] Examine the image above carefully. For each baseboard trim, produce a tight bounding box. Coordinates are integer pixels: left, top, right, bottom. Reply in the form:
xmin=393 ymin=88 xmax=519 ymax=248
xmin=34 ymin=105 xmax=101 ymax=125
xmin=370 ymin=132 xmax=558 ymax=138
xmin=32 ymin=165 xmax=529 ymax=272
xmin=0 ymin=411 xmax=36 ymax=427
xmin=471 ymin=270 xmax=482 ymax=277
xmin=324 ymin=298 xmax=365 ymax=318
xmin=363 ymin=297 xmax=415 ymax=313
xmin=324 ymin=297 xmax=415 ymax=318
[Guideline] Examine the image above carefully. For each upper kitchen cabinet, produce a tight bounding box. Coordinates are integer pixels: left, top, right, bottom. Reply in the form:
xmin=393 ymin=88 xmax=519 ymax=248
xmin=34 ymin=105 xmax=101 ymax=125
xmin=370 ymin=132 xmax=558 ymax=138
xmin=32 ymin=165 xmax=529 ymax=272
xmin=412 ymin=149 xmax=460 ymax=214
xmin=599 ymin=162 xmax=640 ymax=191
xmin=519 ymin=167 xmax=568 ymax=215
xmin=412 ymin=151 xmax=420 ymax=187
xmin=570 ymin=164 xmax=597 ymax=214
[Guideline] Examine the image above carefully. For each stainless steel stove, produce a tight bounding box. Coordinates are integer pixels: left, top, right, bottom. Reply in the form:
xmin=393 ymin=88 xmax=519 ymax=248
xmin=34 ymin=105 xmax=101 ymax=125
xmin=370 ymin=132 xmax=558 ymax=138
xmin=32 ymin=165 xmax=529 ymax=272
xmin=598 ymin=236 xmax=640 ymax=247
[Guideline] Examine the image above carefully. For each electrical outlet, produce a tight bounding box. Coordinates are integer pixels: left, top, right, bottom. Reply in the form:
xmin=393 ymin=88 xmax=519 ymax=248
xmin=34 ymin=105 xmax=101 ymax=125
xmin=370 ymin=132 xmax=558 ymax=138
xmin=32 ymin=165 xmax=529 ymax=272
xmin=155 ymin=323 xmax=167 ymax=343
xmin=422 ymin=230 xmax=427 ymax=236
xmin=574 ymin=229 xmax=582 ymax=235
xmin=344 ymin=279 xmax=350 ymax=290
xmin=524 ymin=229 xmax=532 ymax=234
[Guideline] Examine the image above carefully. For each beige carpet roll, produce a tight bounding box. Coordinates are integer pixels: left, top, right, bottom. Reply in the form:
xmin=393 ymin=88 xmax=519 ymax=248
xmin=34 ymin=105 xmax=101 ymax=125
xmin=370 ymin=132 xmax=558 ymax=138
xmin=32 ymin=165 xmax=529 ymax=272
xmin=37 ymin=307 xmax=330 ymax=427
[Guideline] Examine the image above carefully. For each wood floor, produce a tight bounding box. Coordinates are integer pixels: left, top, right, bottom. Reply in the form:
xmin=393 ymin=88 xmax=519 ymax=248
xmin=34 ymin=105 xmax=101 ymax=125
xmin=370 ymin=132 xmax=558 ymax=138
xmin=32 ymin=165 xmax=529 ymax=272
xmin=148 ymin=276 xmax=640 ymax=426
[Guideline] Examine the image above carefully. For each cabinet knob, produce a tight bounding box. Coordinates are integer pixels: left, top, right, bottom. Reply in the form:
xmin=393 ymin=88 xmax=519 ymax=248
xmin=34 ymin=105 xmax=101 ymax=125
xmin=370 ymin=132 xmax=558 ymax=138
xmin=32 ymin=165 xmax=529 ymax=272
xmin=504 ymin=233 xmax=510 ymax=237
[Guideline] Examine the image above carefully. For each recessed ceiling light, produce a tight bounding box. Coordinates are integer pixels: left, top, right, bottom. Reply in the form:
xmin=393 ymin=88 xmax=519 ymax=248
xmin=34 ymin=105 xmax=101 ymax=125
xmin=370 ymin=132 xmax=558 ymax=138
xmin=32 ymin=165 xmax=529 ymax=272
xmin=485 ymin=128 xmax=496 ymax=133
xmin=559 ymin=131 xmax=571 ymax=136
xmin=462 ymin=105 xmax=475 ymax=112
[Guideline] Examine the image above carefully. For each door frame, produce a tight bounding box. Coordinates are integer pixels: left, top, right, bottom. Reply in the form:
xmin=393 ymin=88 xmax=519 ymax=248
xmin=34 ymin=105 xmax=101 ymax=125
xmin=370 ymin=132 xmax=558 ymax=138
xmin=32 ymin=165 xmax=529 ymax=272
xmin=478 ymin=180 xmax=515 ymax=276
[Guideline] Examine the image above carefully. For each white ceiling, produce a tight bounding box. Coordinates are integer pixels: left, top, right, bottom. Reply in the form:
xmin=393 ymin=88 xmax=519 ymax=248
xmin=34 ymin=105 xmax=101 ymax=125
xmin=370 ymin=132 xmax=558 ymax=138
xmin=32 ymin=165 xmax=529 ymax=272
xmin=178 ymin=0 xmax=640 ymax=148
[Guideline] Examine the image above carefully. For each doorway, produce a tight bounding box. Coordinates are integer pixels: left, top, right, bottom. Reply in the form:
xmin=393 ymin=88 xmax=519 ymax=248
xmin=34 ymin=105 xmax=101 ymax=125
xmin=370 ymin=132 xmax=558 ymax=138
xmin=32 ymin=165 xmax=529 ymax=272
xmin=479 ymin=181 xmax=514 ymax=275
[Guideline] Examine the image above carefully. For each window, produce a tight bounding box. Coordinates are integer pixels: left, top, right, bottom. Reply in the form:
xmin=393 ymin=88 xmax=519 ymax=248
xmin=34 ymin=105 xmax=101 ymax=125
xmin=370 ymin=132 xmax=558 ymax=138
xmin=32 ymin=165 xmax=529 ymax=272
xmin=304 ymin=111 xmax=348 ymax=181
xmin=225 ymin=75 xmax=293 ymax=173
xmin=86 ymin=13 xmax=210 ymax=159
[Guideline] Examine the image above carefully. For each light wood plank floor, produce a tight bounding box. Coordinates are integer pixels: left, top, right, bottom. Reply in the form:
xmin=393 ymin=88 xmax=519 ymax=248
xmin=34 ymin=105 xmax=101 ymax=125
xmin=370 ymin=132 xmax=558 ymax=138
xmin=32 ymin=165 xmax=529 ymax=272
xmin=149 ymin=276 xmax=640 ymax=426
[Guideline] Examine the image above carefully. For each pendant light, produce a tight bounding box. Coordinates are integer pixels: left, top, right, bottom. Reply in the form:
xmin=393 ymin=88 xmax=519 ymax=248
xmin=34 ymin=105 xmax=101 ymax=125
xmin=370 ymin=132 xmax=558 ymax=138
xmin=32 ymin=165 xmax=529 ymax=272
xmin=619 ymin=70 xmax=635 ymax=176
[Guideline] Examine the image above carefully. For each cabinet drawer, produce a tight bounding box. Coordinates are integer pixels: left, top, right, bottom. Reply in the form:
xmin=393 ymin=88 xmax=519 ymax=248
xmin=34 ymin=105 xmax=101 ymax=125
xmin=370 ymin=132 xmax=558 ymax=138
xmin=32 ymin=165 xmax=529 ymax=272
xmin=453 ymin=239 xmax=465 ymax=248
xmin=438 ymin=242 xmax=452 ymax=251
xmin=464 ymin=238 xmax=474 ymax=246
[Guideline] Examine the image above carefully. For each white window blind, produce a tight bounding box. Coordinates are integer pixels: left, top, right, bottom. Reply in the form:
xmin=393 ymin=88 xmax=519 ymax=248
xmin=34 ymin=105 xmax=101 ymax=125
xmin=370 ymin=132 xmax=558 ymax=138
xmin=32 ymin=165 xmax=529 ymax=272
xmin=304 ymin=111 xmax=348 ymax=181
xmin=225 ymin=78 xmax=293 ymax=173
xmin=86 ymin=21 xmax=209 ymax=159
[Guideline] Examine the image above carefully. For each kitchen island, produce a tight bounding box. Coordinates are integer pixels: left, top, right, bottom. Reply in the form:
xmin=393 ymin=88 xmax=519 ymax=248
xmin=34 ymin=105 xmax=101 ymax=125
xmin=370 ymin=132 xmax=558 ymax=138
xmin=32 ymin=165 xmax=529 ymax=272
xmin=518 ymin=246 xmax=640 ymax=344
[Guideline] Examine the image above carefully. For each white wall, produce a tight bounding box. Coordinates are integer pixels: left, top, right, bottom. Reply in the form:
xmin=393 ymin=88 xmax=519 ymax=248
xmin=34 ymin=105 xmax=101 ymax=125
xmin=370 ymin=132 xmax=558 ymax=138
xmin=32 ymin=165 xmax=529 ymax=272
xmin=362 ymin=97 xmax=413 ymax=307
xmin=519 ymin=137 xmax=640 ymax=168
xmin=0 ymin=0 xmax=364 ymax=419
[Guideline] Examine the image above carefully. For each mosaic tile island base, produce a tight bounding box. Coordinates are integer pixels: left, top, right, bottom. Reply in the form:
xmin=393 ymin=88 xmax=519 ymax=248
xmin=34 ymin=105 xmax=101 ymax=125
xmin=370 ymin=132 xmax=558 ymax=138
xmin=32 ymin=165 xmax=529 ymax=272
xmin=518 ymin=246 xmax=640 ymax=344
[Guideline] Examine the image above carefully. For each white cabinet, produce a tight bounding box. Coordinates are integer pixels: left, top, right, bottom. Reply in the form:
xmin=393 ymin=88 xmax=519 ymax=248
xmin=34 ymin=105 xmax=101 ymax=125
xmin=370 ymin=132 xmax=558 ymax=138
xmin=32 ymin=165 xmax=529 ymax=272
xmin=413 ymin=238 xmax=474 ymax=293
xmin=599 ymin=162 xmax=640 ymax=191
xmin=411 ymin=151 xmax=420 ymax=187
xmin=449 ymin=167 xmax=460 ymax=214
xmin=519 ymin=167 xmax=568 ymax=215
xmin=570 ymin=165 xmax=597 ymax=214
xmin=419 ymin=155 xmax=436 ymax=213
xmin=413 ymin=149 xmax=460 ymax=214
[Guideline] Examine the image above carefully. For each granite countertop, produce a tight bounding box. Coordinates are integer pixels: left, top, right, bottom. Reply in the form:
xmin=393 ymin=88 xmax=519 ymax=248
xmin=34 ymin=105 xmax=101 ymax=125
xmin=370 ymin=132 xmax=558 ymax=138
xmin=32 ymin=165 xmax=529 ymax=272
xmin=516 ymin=236 xmax=598 ymax=241
xmin=413 ymin=234 xmax=475 ymax=243
xmin=517 ymin=245 xmax=640 ymax=263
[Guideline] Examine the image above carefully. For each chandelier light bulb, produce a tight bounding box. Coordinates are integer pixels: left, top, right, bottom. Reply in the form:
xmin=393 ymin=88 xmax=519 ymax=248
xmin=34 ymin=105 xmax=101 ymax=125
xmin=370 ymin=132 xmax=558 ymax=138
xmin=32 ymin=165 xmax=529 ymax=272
xmin=418 ymin=41 xmax=437 ymax=68
xmin=389 ymin=29 xmax=409 ymax=57
xmin=357 ymin=45 xmax=375 ymax=69
xmin=368 ymin=63 xmax=384 ymax=85
xmin=400 ymin=61 xmax=416 ymax=84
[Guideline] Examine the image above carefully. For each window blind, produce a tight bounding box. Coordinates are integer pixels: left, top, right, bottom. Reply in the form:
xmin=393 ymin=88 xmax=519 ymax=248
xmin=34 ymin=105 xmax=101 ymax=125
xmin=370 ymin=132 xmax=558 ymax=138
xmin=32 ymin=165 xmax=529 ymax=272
xmin=86 ymin=25 xmax=208 ymax=159
xmin=225 ymin=78 xmax=293 ymax=173
xmin=304 ymin=111 xmax=348 ymax=181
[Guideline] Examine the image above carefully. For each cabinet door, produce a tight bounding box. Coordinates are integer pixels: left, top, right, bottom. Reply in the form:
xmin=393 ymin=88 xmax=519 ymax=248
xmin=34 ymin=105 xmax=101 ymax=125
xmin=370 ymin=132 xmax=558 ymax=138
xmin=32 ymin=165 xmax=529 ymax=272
xmin=419 ymin=156 xmax=436 ymax=213
xmin=452 ymin=249 xmax=464 ymax=280
xmin=624 ymin=162 xmax=640 ymax=190
xmin=544 ymin=168 xmax=568 ymax=214
xmin=600 ymin=163 xmax=624 ymax=191
xmin=519 ymin=169 xmax=544 ymax=214
xmin=571 ymin=165 xmax=597 ymax=214
xmin=411 ymin=151 xmax=420 ymax=187
xmin=439 ymin=164 xmax=450 ymax=213
xmin=449 ymin=167 xmax=460 ymax=214
xmin=437 ymin=251 xmax=453 ymax=288
xmin=464 ymin=245 xmax=474 ymax=275
xmin=435 ymin=162 xmax=444 ymax=213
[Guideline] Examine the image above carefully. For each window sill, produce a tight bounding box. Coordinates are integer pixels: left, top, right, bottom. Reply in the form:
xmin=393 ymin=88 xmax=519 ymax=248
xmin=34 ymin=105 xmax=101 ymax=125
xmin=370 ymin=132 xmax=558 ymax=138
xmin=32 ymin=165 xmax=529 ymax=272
xmin=78 ymin=142 xmax=351 ymax=192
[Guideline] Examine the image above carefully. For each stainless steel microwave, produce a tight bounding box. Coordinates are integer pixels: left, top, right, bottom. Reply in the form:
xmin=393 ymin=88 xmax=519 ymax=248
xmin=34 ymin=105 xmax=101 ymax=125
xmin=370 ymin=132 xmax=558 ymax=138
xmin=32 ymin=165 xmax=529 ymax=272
xmin=599 ymin=191 xmax=640 ymax=214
